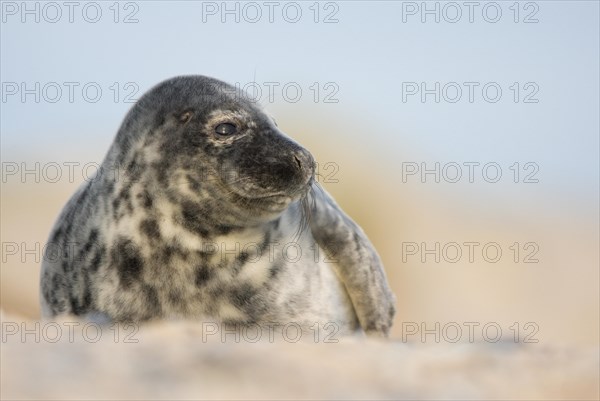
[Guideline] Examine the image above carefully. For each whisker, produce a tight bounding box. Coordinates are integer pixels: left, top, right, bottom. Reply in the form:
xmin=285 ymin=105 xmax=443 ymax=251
xmin=290 ymin=184 xmax=314 ymax=243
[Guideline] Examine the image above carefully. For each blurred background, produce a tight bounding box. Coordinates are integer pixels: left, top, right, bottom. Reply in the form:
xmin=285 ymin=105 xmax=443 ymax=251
xmin=1 ymin=1 xmax=598 ymax=349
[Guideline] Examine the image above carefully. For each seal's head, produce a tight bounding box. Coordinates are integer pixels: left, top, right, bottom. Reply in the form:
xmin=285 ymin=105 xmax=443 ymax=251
xmin=109 ymin=75 xmax=315 ymax=229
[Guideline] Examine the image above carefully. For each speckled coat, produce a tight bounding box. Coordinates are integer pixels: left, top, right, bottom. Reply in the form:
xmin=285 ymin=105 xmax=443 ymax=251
xmin=40 ymin=76 xmax=395 ymax=336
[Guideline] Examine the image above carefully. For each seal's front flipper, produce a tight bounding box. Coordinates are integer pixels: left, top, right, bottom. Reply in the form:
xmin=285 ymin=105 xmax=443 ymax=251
xmin=308 ymin=183 xmax=396 ymax=337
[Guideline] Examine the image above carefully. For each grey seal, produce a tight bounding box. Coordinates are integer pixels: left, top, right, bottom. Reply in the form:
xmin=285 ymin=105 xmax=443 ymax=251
xmin=39 ymin=75 xmax=396 ymax=336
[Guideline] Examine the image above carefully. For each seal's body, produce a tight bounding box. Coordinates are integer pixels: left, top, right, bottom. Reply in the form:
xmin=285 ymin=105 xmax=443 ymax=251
xmin=40 ymin=76 xmax=395 ymax=336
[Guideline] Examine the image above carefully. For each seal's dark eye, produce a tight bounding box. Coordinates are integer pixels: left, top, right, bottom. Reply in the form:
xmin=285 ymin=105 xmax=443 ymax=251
xmin=215 ymin=123 xmax=237 ymax=136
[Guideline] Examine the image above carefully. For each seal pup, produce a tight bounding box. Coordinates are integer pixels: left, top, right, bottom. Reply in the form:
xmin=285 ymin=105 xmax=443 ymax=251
xmin=39 ymin=75 xmax=396 ymax=336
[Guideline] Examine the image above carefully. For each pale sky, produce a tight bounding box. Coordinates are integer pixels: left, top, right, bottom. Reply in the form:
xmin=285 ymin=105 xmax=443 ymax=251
xmin=1 ymin=1 xmax=598 ymax=198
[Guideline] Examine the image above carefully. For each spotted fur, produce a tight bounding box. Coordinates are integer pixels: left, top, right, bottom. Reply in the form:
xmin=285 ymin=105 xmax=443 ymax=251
xmin=39 ymin=76 xmax=395 ymax=336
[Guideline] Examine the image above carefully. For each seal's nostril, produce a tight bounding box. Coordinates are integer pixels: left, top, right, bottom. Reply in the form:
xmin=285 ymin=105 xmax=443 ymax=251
xmin=294 ymin=155 xmax=302 ymax=170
